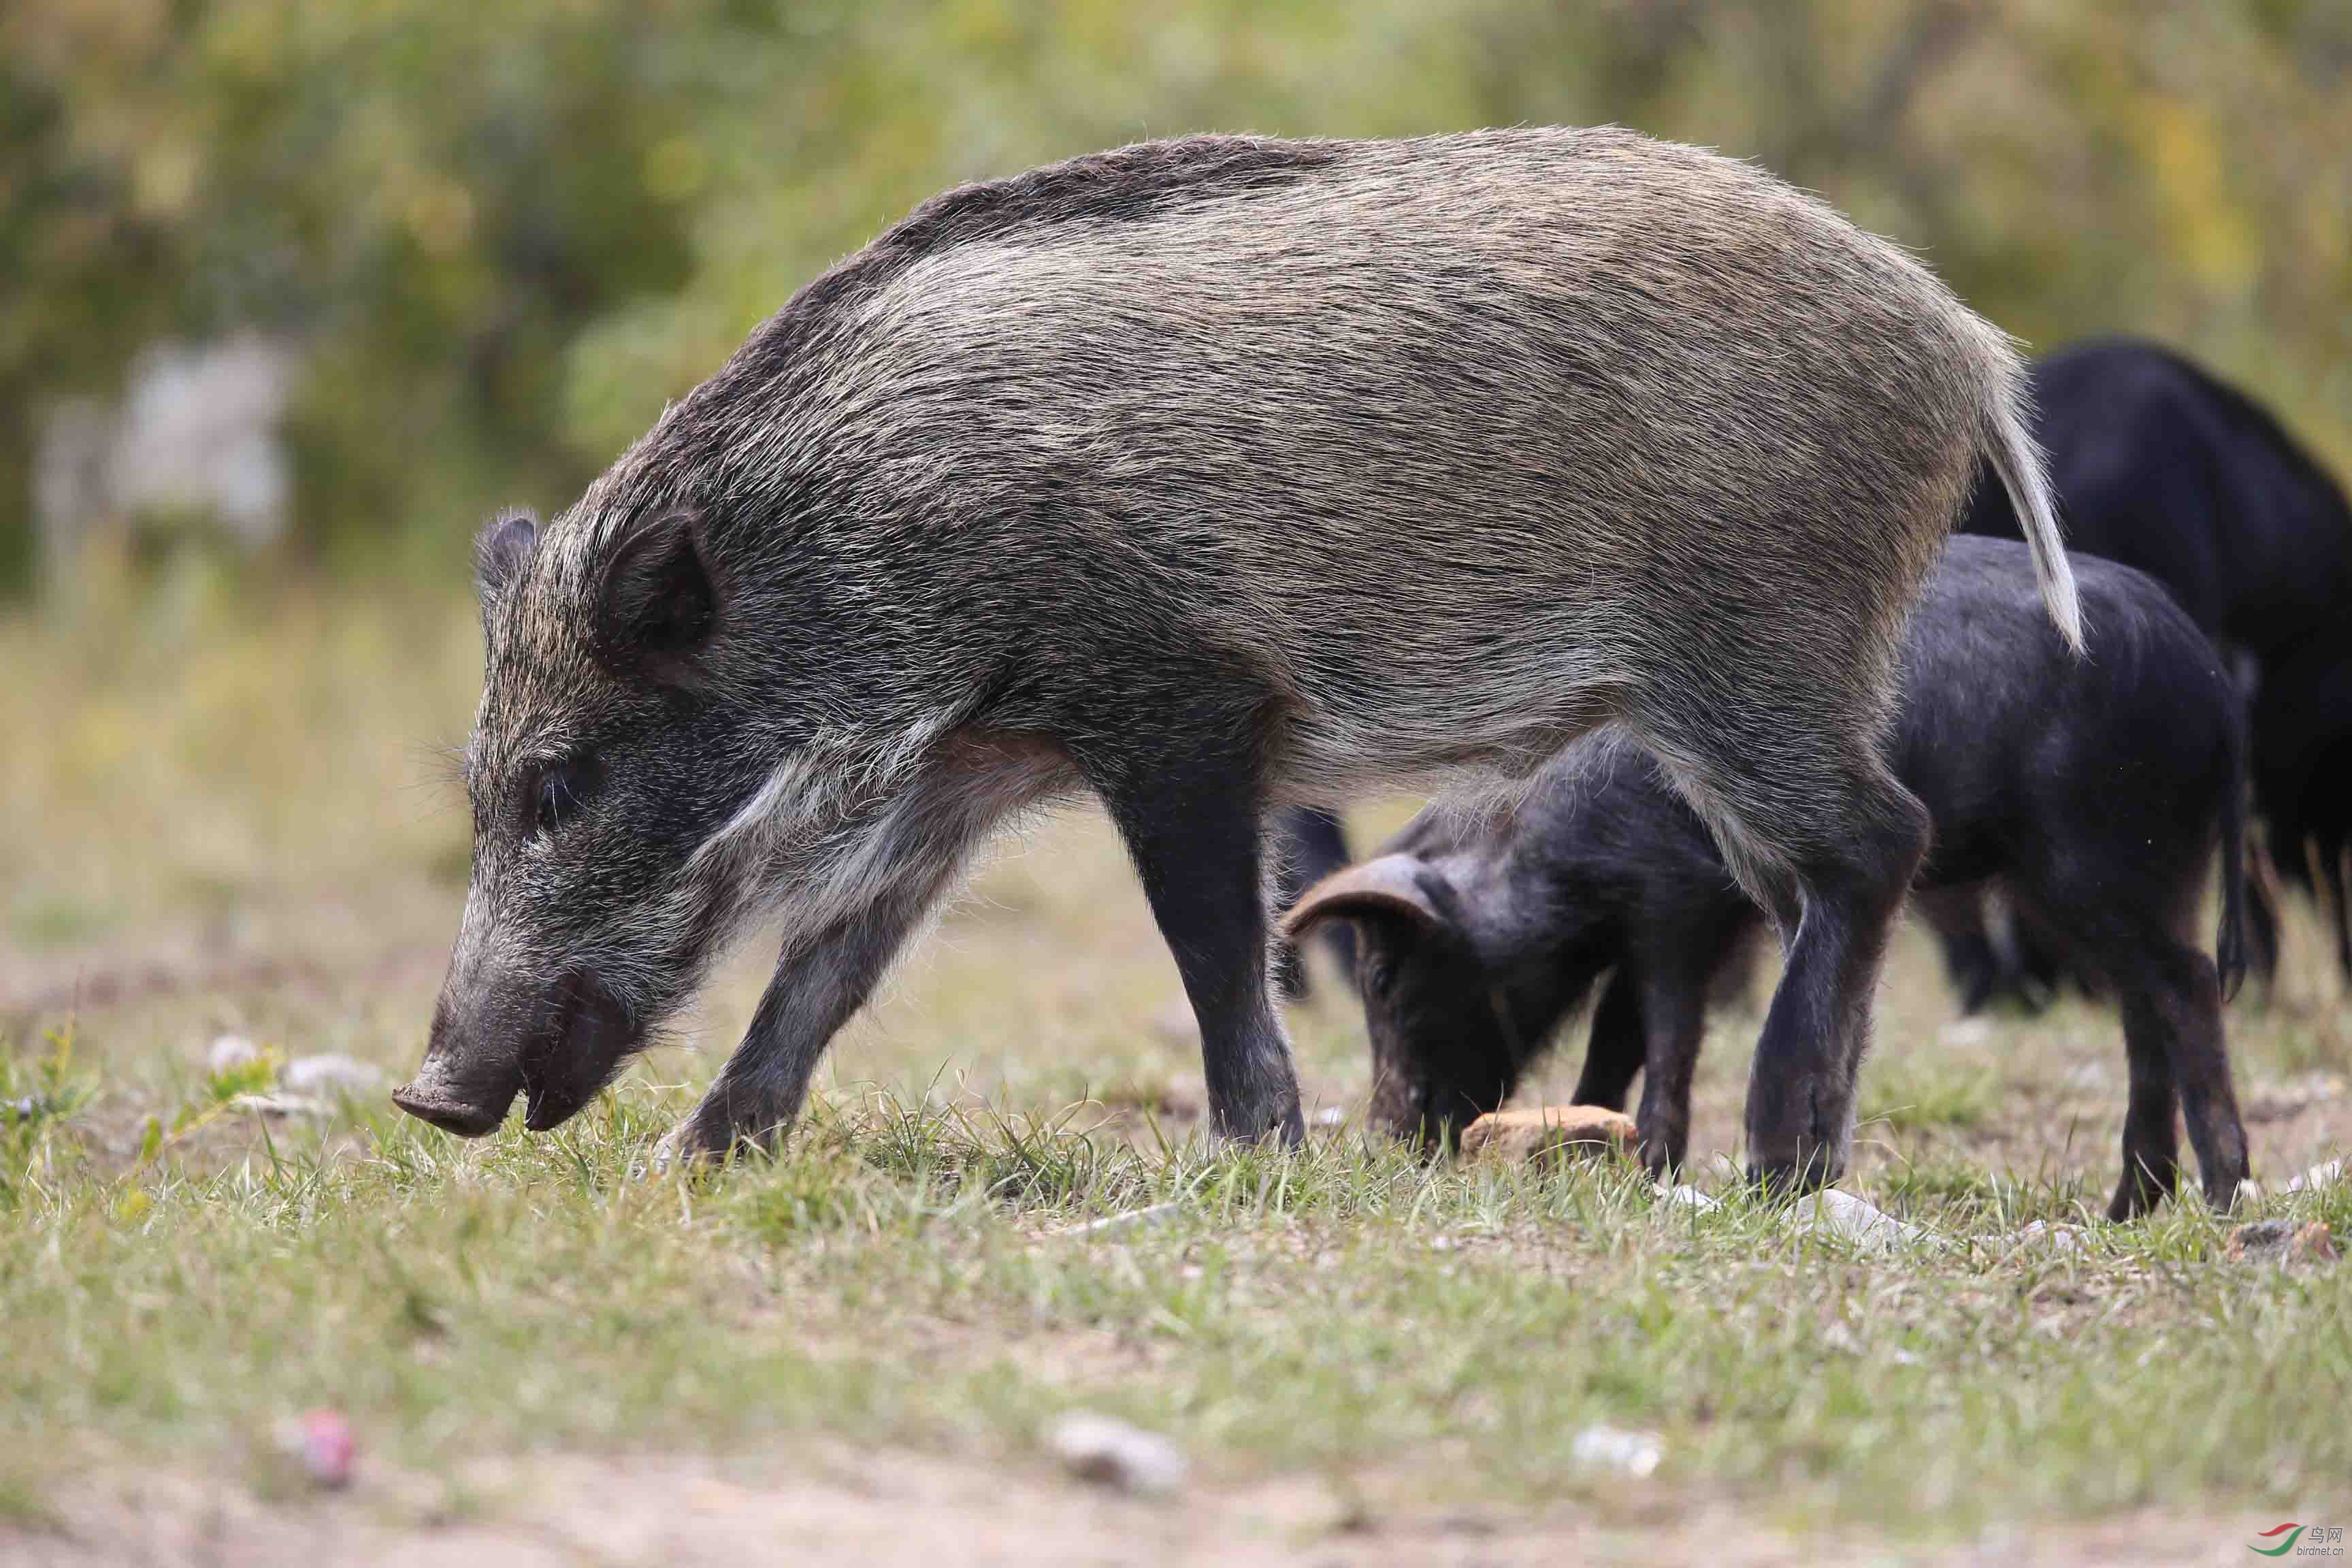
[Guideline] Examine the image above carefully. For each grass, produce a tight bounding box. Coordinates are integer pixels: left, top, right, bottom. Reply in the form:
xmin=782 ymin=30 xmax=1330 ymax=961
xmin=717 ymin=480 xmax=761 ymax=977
xmin=3 ymin=583 xmax=2351 ymax=1557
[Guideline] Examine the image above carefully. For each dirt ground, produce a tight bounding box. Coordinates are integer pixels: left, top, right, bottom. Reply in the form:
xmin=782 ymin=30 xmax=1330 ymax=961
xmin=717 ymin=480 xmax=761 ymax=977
xmin=4 ymin=1449 xmax=2287 ymax=1568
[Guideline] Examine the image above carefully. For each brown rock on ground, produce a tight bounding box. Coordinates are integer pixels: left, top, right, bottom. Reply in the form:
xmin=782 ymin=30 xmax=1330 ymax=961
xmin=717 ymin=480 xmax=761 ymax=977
xmin=1458 ymin=1107 xmax=1638 ymax=1166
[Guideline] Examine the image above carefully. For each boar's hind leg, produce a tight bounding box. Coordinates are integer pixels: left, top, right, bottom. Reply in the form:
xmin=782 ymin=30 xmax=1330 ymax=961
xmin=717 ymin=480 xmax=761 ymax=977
xmin=1082 ymin=736 xmax=1305 ymax=1145
xmin=1642 ymin=724 xmax=1928 ymax=1195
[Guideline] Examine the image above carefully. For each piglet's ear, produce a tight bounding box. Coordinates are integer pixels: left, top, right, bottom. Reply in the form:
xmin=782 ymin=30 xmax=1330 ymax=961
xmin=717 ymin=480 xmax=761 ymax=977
xmin=475 ymin=508 xmax=538 ymax=607
xmin=595 ymin=510 xmax=717 ymax=668
xmin=1282 ymin=854 xmax=1451 ymax=941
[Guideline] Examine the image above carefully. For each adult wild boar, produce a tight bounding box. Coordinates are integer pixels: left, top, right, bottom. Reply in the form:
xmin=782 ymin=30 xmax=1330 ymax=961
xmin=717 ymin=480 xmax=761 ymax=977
xmin=392 ymin=129 xmax=2082 ymax=1187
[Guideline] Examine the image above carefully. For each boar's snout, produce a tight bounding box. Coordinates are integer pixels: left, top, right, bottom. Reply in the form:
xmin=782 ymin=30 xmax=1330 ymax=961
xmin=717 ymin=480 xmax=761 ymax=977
xmin=393 ymin=994 xmax=525 ymax=1138
xmin=396 ymin=974 xmax=639 ymax=1138
xmin=391 ymin=1073 xmax=512 ymax=1139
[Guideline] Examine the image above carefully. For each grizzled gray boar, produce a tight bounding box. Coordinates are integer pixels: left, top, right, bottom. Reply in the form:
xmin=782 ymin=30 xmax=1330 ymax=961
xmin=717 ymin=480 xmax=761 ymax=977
xmin=1287 ymin=538 xmax=2252 ymax=1219
xmin=393 ymin=129 xmax=2082 ymax=1186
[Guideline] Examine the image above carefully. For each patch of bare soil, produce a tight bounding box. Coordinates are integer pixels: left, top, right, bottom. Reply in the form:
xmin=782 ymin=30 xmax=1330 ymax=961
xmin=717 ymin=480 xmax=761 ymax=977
xmin=1 ymin=1450 xmax=2270 ymax=1567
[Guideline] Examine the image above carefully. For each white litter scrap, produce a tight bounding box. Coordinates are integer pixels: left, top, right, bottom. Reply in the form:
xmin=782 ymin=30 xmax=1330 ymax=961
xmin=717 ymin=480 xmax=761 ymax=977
xmin=1048 ymin=1412 xmax=1188 ymax=1495
xmin=1571 ymin=1424 xmax=1664 ymax=1479
xmin=2287 ymin=1159 xmax=2345 ymax=1194
xmin=280 ymin=1054 xmax=385 ymax=1097
xmin=226 ymin=1092 xmax=334 ymax=1120
xmin=1059 ymin=1202 xmax=1181 ymax=1239
xmin=2012 ymin=1220 xmax=2087 ymax=1255
xmin=1659 ymin=1184 xmax=1720 ymax=1212
xmin=1799 ymin=1189 xmax=1929 ymax=1252
xmin=208 ymin=1034 xmax=263 ymax=1073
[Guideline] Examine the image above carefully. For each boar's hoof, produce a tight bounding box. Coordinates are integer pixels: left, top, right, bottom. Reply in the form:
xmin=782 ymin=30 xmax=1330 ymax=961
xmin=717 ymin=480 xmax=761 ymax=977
xmin=649 ymin=1122 xmax=717 ymax=1174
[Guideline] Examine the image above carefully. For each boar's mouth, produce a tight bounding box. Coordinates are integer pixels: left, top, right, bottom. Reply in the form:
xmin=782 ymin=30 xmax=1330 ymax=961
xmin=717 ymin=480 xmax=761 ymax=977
xmin=393 ymin=971 xmax=640 ymax=1139
xmin=519 ymin=970 xmax=640 ymax=1132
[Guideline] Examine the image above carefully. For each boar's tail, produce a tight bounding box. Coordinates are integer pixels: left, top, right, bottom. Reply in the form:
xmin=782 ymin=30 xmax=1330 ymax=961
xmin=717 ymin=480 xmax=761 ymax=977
xmin=1976 ymin=347 xmax=2087 ymax=655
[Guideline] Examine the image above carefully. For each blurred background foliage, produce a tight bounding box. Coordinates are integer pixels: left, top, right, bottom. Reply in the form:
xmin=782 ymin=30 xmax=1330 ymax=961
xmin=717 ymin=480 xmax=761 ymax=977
xmin=2 ymin=0 xmax=2348 ymax=597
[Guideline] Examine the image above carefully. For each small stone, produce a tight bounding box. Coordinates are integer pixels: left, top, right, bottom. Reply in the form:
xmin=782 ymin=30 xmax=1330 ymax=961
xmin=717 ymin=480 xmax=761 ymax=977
xmin=208 ymin=1034 xmax=263 ymax=1073
xmin=276 ymin=1409 xmax=356 ymax=1488
xmin=1570 ymin=1424 xmax=1663 ymax=1478
xmin=1047 ymin=1412 xmax=1187 ymax=1494
xmin=1458 ymin=1106 xmax=1637 ymax=1166
xmin=280 ymin=1054 xmax=385 ymax=1097
xmin=2292 ymin=1221 xmax=2337 ymax=1263
xmin=1312 ymin=1105 xmax=1346 ymax=1129
xmin=1659 ymin=1184 xmax=1719 ymax=1212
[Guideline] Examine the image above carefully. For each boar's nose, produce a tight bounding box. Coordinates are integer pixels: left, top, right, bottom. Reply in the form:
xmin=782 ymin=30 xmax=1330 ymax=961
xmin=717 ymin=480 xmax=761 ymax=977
xmin=392 ymin=998 xmax=523 ymax=1138
xmin=391 ymin=1074 xmax=510 ymax=1138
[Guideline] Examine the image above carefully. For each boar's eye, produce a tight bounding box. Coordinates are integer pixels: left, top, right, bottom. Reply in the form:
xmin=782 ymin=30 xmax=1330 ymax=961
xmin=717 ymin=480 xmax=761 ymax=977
xmin=525 ymin=755 xmax=603 ymax=839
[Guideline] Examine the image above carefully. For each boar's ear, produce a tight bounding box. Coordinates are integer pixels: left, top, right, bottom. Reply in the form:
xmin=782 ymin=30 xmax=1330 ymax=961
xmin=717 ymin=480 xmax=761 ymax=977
xmin=475 ymin=508 xmax=538 ymax=610
xmin=1282 ymin=854 xmax=1452 ymax=941
xmin=595 ymin=510 xmax=717 ymax=669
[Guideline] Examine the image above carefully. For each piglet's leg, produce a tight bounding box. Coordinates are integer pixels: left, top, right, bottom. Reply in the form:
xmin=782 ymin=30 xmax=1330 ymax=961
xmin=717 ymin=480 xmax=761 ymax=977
xmin=1633 ymin=966 xmax=1710 ymax=1180
xmin=2138 ymin=943 xmax=2249 ymax=1215
xmin=2109 ymin=986 xmax=2183 ymax=1221
xmin=1571 ymin=968 xmax=1646 ymax=1112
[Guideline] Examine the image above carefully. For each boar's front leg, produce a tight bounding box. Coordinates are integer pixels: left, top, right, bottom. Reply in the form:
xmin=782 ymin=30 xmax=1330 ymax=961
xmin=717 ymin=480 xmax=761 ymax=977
xmin=1079 ymin=728 xmax=1305 ymax=1145
xmin=666 ymin=862 xmax=955 ymax=1162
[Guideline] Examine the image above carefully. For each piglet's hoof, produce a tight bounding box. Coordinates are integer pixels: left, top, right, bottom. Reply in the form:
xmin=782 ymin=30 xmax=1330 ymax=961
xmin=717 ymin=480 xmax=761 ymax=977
xmin=1459 ymin=1106 xmax=1637 ymax=1166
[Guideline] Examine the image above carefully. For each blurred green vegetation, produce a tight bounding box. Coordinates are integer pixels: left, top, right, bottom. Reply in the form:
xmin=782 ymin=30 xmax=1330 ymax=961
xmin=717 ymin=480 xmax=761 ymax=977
xmin=3 ymin=0 xmax=2348 ymax=595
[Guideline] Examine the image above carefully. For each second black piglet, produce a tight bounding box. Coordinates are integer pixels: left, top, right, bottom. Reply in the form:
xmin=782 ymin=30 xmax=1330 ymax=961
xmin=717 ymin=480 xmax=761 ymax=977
xmin=1286 ymin=537 xmax=2256 ymax=1220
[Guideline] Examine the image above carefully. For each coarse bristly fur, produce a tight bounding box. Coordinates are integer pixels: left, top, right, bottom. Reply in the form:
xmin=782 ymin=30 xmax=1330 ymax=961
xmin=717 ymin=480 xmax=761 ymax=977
xmin=395 ymin=129 xmax=2082 ymax=1183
